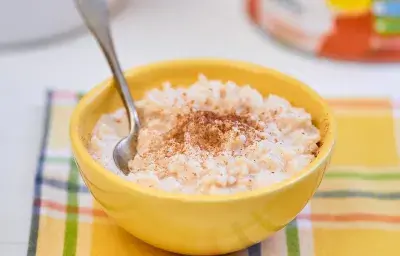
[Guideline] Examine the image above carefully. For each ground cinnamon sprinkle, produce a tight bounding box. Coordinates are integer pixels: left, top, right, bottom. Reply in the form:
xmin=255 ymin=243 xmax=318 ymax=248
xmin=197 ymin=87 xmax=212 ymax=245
xmin=163 ymin=110 xmax=262 ymax=155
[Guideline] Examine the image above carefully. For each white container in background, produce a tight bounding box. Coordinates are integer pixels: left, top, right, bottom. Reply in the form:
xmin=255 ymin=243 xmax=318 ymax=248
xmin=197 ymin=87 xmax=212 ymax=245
xmin=0 ymin=0 xmax=122 ymax=46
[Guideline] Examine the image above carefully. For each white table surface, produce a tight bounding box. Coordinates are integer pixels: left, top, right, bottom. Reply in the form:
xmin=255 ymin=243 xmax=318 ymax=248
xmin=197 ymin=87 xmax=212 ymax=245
xmin=0 ymin=0 xmax=399 ymax=255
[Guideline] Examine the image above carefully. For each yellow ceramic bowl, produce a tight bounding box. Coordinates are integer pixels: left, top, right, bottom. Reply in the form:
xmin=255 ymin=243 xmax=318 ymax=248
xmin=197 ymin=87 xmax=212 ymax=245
xmin=70 ymin=59 xmax=335 ymax=255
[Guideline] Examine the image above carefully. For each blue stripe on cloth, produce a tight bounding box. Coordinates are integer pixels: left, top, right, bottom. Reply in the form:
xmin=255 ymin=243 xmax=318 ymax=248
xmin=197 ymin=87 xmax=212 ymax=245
xmin=248 ymin=243 xmax=261 ymax=256
xmin=38 ymin=174 xmax=400 ymax=202
xmin=27 ymin=91 xmax=53 ymax=256
xmin=314 ymin=190 xmax=400 ymax=200
xmin=38 ymin=176 xmax=89 ymax=193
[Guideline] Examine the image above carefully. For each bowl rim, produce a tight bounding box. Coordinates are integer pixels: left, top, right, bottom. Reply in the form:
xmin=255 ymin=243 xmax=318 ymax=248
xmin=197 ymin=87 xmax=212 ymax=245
xmin=70 ymin=58 xmax=336 ymax=203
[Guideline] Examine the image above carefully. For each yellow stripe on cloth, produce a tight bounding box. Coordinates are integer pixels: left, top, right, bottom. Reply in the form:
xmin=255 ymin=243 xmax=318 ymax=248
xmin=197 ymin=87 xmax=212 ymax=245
xmin=314 ymin=228 xmax=400 ymax=256
xmin=312 ymin=198 xmax=400 ymax=216
xmin=327 ymin=166 xmax=400 ymax=174
xmin=331 ymin=109 xmax=399 ymax=166
xmin=47 ymin=105 xmax=74 ymax=151
xmin=76 ymin=223 xmax=92 ymax=256
xmin=319 ymin=178 xmax=400 ymax=193
xmin=36 ymin=216 xmax=65 ymax=256
xmin=311 ymin=221 xmax=400 ymax=231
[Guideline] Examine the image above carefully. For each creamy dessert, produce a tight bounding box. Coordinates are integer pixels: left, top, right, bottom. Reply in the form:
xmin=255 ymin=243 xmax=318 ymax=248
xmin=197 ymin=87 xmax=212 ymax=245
xmin=89 ymin=75 xmax=320 ymax=194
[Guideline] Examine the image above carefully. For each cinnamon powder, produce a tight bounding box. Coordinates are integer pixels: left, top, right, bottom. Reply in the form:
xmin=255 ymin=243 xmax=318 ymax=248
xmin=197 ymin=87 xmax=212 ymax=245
xmin=163 ymin=110 xmax=262 ymax=155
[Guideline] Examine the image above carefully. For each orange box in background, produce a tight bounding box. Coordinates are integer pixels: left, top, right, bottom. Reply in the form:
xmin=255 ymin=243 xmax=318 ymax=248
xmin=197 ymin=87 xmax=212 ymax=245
xmin=247 ymin=0 xmax=400 ymax=62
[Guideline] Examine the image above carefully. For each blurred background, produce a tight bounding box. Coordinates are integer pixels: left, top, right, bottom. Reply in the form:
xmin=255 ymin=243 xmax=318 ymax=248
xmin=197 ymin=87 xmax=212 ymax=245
xmin=0 ymin=0 xmax=399 ymax=255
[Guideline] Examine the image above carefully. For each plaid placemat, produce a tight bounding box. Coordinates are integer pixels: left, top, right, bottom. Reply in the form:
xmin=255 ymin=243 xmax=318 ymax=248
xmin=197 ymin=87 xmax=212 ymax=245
xmin=27 ymin=91 xmax=400 ymax=256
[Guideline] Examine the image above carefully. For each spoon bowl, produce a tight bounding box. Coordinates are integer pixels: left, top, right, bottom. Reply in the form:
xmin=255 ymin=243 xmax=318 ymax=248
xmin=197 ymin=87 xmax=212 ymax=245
xmin=113 ymin=134 xmax=139 ymax=174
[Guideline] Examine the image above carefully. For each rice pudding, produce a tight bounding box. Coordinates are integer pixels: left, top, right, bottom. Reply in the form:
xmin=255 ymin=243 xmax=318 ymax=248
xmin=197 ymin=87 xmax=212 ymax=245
xmin=89 ymin=75 xmax=321 ymax=194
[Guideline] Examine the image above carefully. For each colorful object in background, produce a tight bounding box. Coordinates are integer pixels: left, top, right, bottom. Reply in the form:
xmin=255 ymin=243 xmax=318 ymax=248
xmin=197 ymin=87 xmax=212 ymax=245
xmin=247 ymin=0 xmax=400 ymax=62
xmin=28 ymin=91 xmax=400 ymax=255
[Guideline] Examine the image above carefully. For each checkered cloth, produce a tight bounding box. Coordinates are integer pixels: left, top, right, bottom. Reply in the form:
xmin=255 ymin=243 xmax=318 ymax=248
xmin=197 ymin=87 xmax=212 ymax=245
xmin=28 ymin=91 xmax=400 ymax=256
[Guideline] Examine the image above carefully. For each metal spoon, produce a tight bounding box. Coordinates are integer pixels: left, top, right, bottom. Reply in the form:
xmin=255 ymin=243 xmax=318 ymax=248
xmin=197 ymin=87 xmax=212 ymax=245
xmin=75 ymin=0 xmax=140 ymax=175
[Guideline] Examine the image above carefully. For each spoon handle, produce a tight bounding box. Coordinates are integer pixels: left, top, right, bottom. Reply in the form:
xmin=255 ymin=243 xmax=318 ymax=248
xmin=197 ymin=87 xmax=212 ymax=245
xmin=75 ymin=0 xmax=140 ymax=133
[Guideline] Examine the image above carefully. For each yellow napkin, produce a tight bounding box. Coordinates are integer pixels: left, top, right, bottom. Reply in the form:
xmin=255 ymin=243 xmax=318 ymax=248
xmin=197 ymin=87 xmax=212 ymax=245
xmin=28 ymin=91 xmax=400 ymax=256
